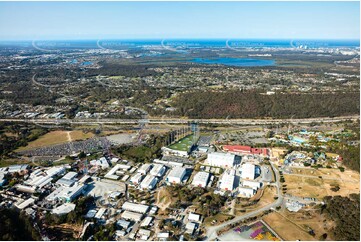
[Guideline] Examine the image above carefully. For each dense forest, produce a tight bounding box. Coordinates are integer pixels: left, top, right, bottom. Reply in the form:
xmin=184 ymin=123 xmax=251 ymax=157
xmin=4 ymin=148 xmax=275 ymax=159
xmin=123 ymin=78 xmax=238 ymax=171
xmin=0 ymin=208 xmax=41 ymax=240
xmin=322 ymin=194 xmax=360 ymax=241
xmin=171 ymin=90 xmax=359 ymax=119
xmin=329 ymin=121 xmax=361 ymax=172
xmin=87 ymin=63 xmax=160 ymax=77
xmin=338 ymin=144 xmax=360 ymax=172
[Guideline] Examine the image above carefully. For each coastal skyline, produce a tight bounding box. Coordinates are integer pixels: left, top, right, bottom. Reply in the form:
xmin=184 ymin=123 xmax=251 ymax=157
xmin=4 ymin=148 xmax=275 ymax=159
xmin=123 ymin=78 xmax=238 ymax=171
xmin=0 ymin=1 xmax=360 ymax=40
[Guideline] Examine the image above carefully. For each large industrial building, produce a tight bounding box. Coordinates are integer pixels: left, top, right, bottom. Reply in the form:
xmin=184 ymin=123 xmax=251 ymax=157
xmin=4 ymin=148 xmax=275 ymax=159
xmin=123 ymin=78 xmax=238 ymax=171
xmin=23 ymin=166 xmax=71 ymax=191
xmin=122 ymin=202 xmax=149 ymax=214
xmin=219 ymin=172 xmax=236 ymax=191
xmin=62 ymin=171 xmax=78 ymax=180
xmin=8 ymin=164 xmax=29 ymax=173
xmin=121 ymin=210 xmax=143 ymax=222
xmin=94 ymin=208 xmax=107 ymax=220
xmin=242 ymin=180 xmax=262 ymax=190
xmin=166 ymin=167 xmax=187 ymax=184
xmin=238 ymin=187 xmax=255 ymax=198
xmin=207 ymin=152 xmax=240 ymax=168
xmin=241 ymin=163 xmax=256 ymax=180
xmin=15 ymin=198 xmax=35 ymax=210
xmin=130 ymin=173 xmax=144 ymax=185
xmin=223 ymin=145 xmax=269 ymax=156
xmin=141 ymin=216 xmax=154 ymax=227
xmin=46 ymin=183 xmax=85 ymax=203
xmin=137 ymin=164 xmax=152 ymax=175
xmin=56 ymin=171 xmax=78 ymax=187
xmin=104 ymin=164 xmax=131 ymax=180
xmin=45 ymin=166 xmax=66 ymax=177
xmin=192 ymin=171 xmax=210 ymax=188
xmin=117 ymin=219 xmax=131 ymax=230
xmin=140 ymin=175 xmax=158 ymax=190
xmin=0 ymin=172 xmax=5 ymax=187
xmin=25 ymin=174 xmax=53 ymax=189
xmin=161 ymin=147 xmax=189 ymax=158
xmin=52 ymin=203 xmax=76 ymax=215
xmin=150 ymin=164 xmax=166 ymax=177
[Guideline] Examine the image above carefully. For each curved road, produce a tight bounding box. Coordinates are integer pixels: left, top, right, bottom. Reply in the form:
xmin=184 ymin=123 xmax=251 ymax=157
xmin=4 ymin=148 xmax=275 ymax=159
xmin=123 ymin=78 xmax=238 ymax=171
xmin=205 ymin=161 xmax=283 ymax=241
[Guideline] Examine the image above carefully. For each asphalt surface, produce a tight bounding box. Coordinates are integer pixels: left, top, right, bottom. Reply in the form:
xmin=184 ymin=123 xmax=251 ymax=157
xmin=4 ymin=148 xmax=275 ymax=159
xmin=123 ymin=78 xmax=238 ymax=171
xmin=0 ymin=115 xmax=358 ymax=126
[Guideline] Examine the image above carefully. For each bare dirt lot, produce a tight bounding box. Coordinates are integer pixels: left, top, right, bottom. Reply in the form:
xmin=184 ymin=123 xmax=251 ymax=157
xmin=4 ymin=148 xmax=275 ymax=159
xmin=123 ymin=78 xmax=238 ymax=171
xmin=16 ymin=130 xmax=94 ymax=151
xmin=105 ymin=133 xmax=136 ymax=145
xmin=284 ymin=168 xmax=360 ymax=199
xmin=235 ymin=186 xmax=277 ymax=216
xmin=263 ymin=208 xmax=335 ymax=241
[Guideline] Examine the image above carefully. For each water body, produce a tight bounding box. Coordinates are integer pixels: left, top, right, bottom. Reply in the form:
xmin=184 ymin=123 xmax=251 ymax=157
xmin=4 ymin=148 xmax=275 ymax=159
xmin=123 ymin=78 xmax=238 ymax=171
xmin=190 ymin=57 xmax=275 ymax=67
xmin=81 ymin=61 xmax=93 ymax=66
xmin=0 ymin=39 xmax=359 ymax=49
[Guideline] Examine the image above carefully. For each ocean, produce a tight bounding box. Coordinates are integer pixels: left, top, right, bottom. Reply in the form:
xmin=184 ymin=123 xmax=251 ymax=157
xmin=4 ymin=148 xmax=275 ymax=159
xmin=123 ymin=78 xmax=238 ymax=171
xmin=0 ymin=39 xmax=359 ymax=49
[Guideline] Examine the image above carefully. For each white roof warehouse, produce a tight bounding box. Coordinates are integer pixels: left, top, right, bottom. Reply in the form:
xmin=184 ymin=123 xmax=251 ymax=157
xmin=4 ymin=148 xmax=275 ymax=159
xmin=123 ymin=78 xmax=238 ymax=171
xmin=192 ymin=171 xmax=210 ymax=188
xmin=122 ymin=201 xmax=149 ymax=214
xmin=207 ymin=152 xmax=240 ymax=168
xmin=166 ymin=167 xmax=187 ymax=184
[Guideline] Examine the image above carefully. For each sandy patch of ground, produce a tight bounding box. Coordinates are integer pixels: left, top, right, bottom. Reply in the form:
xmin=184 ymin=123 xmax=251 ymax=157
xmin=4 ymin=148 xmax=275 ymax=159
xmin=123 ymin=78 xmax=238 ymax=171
xmin=155 ymin=187 xmax=172 ymax=212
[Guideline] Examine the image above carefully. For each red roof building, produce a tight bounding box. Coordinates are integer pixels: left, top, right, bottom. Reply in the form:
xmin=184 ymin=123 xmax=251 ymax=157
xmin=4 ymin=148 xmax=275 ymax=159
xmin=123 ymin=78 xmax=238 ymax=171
xmin=223 ymin=145 xmax=252 ymax=153
xmin=223 ymin=145 xmax=269 ymax=156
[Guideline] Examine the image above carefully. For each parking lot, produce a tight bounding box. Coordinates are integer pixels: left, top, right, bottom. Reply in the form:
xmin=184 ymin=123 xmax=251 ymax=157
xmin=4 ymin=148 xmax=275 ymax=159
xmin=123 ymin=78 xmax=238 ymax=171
xmin=84 ymin=179 xmax=126 ymax=199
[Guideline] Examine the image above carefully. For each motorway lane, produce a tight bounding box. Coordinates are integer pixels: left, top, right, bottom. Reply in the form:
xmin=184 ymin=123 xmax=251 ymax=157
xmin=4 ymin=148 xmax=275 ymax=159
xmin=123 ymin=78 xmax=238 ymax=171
xmin=0 ymin=115 xmax=358 ymax=125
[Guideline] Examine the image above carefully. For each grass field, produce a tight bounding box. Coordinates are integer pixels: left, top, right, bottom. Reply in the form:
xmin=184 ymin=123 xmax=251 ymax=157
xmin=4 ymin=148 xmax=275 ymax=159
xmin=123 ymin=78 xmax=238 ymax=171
xmin=168 ymin=134 xmax=196 ymax=152
xmin=16 ymin=130 xmax=94 ymax=151
xmin=0 ymin=158 xmax=31 ymax=168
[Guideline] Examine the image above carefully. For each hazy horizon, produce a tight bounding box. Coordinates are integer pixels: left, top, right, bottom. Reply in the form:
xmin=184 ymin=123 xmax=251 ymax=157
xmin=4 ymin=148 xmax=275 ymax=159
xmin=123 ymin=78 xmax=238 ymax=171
xmin=0 ymin=1 xmax=359 ymax=40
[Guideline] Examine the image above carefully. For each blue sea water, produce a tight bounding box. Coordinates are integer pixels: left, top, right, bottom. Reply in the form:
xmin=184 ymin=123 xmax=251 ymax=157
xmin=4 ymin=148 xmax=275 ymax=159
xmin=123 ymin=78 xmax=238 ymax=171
xmin=0 ymin=39 xmax=359 ymax=49
xmin=190 ymin=57 xmax=275 ymax=67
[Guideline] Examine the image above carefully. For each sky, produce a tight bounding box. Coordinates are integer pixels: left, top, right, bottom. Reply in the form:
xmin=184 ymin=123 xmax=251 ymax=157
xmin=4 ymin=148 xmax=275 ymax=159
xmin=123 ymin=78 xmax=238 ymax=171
xmin=0 ymin=1 xmax=359 ymax=40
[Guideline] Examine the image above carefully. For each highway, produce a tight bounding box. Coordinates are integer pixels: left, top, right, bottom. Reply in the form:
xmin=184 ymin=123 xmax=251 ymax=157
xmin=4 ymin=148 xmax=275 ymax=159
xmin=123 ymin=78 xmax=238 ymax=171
xmin=0 ymin=115 xmax=358 ymax=126
xmin=205 ymin=161 xmax=283 ymax=241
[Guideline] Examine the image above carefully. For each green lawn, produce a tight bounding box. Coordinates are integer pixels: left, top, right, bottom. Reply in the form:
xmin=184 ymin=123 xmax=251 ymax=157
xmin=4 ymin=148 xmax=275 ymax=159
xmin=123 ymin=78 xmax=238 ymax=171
xmin=168 ymin=134 xmax=197 ymax=152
